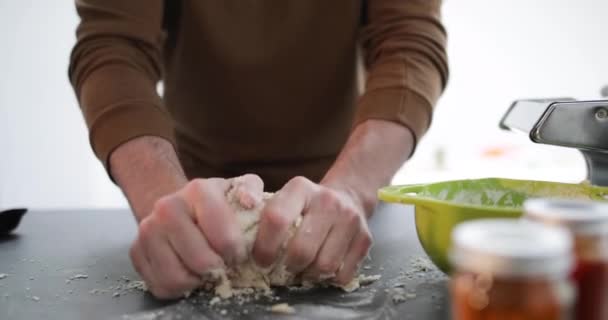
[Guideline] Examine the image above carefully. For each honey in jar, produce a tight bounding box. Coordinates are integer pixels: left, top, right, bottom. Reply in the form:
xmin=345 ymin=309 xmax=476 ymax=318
xmin=449 ymin=219 xmax=575 ymax=320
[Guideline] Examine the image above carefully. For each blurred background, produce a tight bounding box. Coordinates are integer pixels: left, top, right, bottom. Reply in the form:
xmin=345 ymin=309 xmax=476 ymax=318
xmin=0 ymin=0 xmax=606 ymax=210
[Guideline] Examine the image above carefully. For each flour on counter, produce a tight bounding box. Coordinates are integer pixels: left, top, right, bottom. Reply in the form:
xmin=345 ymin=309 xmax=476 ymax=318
xmin=270 ymin=302 xmax=296 ymax=314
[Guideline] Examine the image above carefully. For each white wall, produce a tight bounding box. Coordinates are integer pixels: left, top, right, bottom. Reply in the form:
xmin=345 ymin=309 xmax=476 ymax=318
xmin=0 ymin=1 xmax=606 ymax=209
xmin=0 ymin=1 xmax=126 ymax=209
xmin=397 ymin=0 xmax=607 ymax=184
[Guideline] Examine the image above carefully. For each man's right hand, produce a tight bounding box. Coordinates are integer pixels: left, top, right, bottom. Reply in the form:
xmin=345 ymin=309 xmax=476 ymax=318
xmin=109 ymin=136 xmax=264 ymax=299
xmin=129 ymin=175 xmax=263 ymax=299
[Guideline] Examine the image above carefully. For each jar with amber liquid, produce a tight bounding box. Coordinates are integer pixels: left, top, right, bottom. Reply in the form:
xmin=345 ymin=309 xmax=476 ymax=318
xmin=449 ymin=219 xmax=575 ymax=320
xmin=525 ymin=199 xmax=608 ymax=320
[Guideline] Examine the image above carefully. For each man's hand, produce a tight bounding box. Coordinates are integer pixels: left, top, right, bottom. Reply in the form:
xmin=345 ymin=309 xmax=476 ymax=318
xmin=252 ymin=176 xmax=372 ymax=285
xmin=129 ymin=174 xmax=264 ymax=299
xmin=251 ymin=120 xmax=414 ymax=285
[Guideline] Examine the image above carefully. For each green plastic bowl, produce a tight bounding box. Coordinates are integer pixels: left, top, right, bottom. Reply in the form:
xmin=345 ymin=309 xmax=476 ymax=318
xmin=378 ymin=178 xmax=608 ymax=274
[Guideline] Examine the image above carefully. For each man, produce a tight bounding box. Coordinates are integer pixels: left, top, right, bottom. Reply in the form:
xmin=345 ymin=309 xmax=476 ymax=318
xmin=69 ymin=0 xmax=448 ymax=299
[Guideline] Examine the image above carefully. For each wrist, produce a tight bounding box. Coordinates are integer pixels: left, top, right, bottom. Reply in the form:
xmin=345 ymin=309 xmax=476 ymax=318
xmin=110 ymin=136 xmax=188 ymax=222
xmin=321 ymin=179 xmax=375 ymax=218
xmin=321 ymin=120 xmax=415 ymax=217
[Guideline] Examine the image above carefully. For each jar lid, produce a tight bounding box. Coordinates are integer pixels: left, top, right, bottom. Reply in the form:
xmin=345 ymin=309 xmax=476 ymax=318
xmin=450 ymin=219 xmax=573 ymax=278
xmin=524 ymin=198 xmax=608 ymax=235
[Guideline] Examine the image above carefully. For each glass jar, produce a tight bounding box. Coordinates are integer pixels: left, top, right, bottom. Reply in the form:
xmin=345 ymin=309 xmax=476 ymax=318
xmin=524 ymin=199 xmax=608 ymax=320
xmin=449 ymin=219 xmax=575 ymax=320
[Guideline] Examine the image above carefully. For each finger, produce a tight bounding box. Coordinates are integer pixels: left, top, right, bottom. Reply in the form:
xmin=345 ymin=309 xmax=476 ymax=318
xmin=182 ymin=178 xmax=245 ymax=265
xmin=253 ymin=176 xmax=315 ymax=267
xmin=284 ymin=201 xmax=334 ymax=274
xmin=333 ymin=229 xmax=373 ymax=286
xmin=162 ymin=197 xmax=224 ymax=276
xmin=301 ymin=212 xmax=359 ymax=280
xmin=129 ymin=238 xmax=155 ymax=289
xmin=231 ymin=174 xmax=265 ymax=209
xmin=139 ymin=218 xmax=202 ymax=299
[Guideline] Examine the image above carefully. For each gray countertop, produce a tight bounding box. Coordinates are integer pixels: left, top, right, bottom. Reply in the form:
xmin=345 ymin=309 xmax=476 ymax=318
xmin=0 ymin=203 xmax=450 ymax=320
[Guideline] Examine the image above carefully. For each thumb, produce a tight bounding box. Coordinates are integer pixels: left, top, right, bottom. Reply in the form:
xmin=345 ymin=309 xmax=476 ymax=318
xmin=230 ymin=174 xmax=265 ymax=209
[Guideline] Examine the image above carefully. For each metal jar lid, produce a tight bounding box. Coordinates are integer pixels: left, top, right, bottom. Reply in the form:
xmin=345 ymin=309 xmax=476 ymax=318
xmin=450 ymin=219 xmax=573 ymax=278
xmin=524 ymin=198 xmax=608 ymax=235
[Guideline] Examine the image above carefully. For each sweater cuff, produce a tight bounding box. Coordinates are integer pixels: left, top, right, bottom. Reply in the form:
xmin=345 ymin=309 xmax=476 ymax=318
xmin=353 ymin=88 xmax=433 ymax=156
xmin=88 ymin=101 xmax=175 ymax=173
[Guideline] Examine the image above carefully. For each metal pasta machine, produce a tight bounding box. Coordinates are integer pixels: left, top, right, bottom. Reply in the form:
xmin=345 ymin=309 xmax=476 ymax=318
xmin=500 ymin=88 xmax=608 ymax=186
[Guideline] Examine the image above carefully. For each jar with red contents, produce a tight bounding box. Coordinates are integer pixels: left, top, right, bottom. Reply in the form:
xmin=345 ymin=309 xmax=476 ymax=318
xmin=524 ymin=199 xmax=608 ymax=320
xmin=449 ymin=219 xmax=575 ymax=320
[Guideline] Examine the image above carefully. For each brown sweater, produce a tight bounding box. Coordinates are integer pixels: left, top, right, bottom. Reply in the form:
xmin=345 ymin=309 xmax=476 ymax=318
xmin=69 ymin=0 xmax=448 ymax=191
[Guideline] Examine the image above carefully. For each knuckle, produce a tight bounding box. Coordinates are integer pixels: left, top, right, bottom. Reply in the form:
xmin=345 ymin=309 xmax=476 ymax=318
xmin=342 ymin=206 xmax=360 ymax=224
xmin=289 ymin=241 xmax=315 ymax=265
xmin=317 ymin=259 xmax=340 ymax=274
xmin=317 ymin=188 xmax=339 ymax=207
xmin=138 ymin=218 xmax=156 ymax=239
xmin=154 ymin=198 xmax=178 ymax=222
xmin=359 ymin=232 xmax=373 ymax=253
xmin=215 ymin=235 xmax=239 ymax=259
xmin=289 ymin=176 xmax=312 ymax=190
xmin=190 ymin=255 xmax=212 ymax=273
xmin=185 ymin=178 xmax=207 ymax=197
xmin=264 ymin=207 xmax=289 ymax=230
xmin=241 ymin=173 xmax=263 ymax=184
xmin=153 ymin=195 xmax=171 ymax=211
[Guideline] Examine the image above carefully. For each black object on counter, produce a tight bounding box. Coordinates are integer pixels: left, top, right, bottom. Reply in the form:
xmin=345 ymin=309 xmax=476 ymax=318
xmin=0 ymin=208 xmax=27 ymax=235
xmin=0 ymin=204 xmax=450 ymax=320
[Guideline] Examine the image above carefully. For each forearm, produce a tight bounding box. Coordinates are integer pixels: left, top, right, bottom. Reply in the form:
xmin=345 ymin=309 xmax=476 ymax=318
xmin=321 ymin=119 xmax=414 ymax=216
xmin=110 ymin=136 xmax=188 ymax=222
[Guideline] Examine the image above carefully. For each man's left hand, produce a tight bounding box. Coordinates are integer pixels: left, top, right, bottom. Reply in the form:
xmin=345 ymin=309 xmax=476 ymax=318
xmin=252 ymin=176 xmax=372 ymax=285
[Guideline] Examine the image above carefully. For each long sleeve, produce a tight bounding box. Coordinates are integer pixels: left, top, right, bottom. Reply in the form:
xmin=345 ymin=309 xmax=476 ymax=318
xmin=68 ymin=0 xmax=174 ymax=170
xmin=355 ymin=0 xmax=449 ymax=151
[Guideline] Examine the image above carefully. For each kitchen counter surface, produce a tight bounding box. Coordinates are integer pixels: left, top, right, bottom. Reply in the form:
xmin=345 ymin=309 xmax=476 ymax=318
xmin=0 ymin=203 xmax=450 ymax=320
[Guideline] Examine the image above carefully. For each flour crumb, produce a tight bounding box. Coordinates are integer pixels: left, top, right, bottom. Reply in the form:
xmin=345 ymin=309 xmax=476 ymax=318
xmin=0 ymin=274 xmax=7 ymax=279
xmin=392 ymin=293 xmax=406 ymax=304
xmin=126 ymin=280 xmax=147 ymax=292
xmin=358 ymin=274 xmax=382 ymax=286
xmin=69 ymin=274 xmax=89 ymax=281
xmin=391 ymin=287 xmax=417 ymax=304
xmin=270 ymin=303 xmax=296 ymax=314
xmin=391 ymin=288 xmax=407 ymax=304
xmin=220 ymin=309 xmax=227 ymax=315
xmin=209 ymin=297 xmax=221 ymax=306
xmin=112 ymin=292 xmax=120 ymax=298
